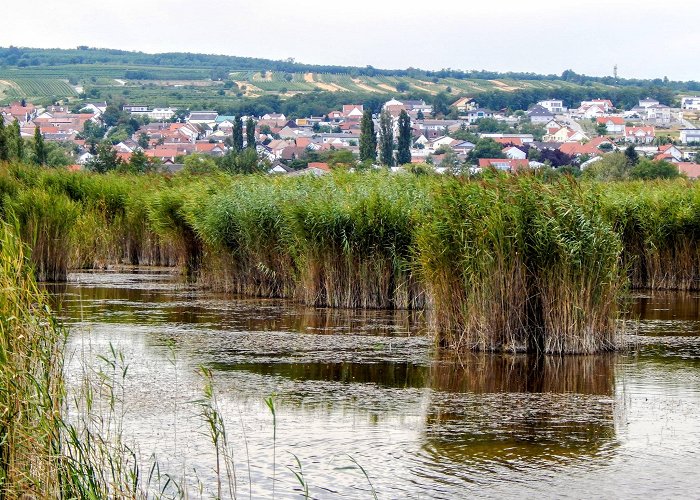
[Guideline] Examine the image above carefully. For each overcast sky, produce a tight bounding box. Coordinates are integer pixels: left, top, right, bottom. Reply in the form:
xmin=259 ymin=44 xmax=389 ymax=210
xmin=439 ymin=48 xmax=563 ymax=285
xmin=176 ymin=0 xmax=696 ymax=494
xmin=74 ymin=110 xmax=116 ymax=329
xmin=2 ymin=0 xmax=698 ymax=81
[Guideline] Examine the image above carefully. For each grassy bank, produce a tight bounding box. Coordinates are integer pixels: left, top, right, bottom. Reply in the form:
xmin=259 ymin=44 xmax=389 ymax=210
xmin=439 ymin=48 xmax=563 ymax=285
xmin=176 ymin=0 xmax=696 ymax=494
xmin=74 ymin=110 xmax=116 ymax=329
xmin=8 ymin=163 xmax=698 ymax=352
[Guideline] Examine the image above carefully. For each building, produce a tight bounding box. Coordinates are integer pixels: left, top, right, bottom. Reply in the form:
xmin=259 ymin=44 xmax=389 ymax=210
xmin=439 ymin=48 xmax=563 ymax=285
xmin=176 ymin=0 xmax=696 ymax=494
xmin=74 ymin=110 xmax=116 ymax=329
xmin=537 ymin=99 xmax=567 ymax=114
xmin=527 ymin=105 xmax=555 ymax=124
xmin=680 ymin=129 xmax=700 ymax=144
xmin=624 ymin=126 xmax=656 ymax=144
xmin=681 ymin=96 xmax=700 ymax=110
xmin=596 ymin=116 xmax=625 ymax=134
xmin=452 ymin=97 xmax=478 ymax=113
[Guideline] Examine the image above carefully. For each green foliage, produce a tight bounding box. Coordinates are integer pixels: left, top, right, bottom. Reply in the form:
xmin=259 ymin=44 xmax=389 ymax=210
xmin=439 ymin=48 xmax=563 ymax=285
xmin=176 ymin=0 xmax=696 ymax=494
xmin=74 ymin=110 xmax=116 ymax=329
xmin=581 ymin=152 xmax=630 ymax=181
xmin=629 ymin=158 xmax=680 ymax=180
xmin=379 ymin=109 xmax=394 ymax=167
xmin=85 ymin=142 xmax=121 ymax=173
xmin=246 ymin=117 xmax=256 ymax=148
xmin=359 ymin=110 xmax=377 ymax=162
xmin=396 ymin=110 xmax=412 ymax=165
xmin=468 ymin=138 xmax=506 ymax=160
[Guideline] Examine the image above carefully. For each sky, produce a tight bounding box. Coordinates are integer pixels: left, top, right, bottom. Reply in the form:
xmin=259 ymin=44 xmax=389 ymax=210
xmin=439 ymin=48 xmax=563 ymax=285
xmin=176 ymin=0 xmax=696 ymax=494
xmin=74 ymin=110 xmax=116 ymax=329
xmin=2 ymin=0 xmax=699 ymax=81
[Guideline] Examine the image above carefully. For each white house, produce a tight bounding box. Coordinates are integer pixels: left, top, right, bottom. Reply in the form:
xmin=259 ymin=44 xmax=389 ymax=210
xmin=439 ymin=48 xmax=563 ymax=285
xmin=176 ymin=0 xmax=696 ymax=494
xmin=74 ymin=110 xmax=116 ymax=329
xmin=638 ymin=97 xmax=660 ymax=109
xmin=504 ymin=146 xmax=527 ymax=160
xmin=625 ymin=126 xmax=656 ymax=144
xmin=596 ymin=116 xmax=625 ymax=134
xmin=537 ymin=99 xmax=567 ymax=114
xmin=680 ymin=129 xmax=700 ymax=144
xmin=681 ymin=96 xmax=700 ymax=110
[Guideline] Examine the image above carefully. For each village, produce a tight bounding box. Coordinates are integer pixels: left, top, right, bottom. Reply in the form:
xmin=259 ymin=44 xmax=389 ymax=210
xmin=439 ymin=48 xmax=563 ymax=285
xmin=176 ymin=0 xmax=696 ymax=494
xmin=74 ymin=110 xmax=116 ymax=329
xmin=2 ymin=92 xmax=700 ymax=177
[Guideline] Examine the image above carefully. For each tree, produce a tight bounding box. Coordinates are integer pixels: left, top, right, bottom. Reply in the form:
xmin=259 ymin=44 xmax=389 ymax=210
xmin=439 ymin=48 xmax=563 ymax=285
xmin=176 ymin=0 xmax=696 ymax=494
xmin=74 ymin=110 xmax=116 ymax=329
xmin=596 ymin=122 xmax=608 ymax=135
xmin=137 ymin=132 xmax=150 ymax=149
xmin=10 ymin=120 xmax=23 ymax=161
xmin=468 ymin=138 xmax=506 ymax=160
xmin=183 ymin=153 xmax=219 ymax=175
xmin=359 ymin=110 xmax=377 ymax=162
xmin=396 ymin=110 xmax=412 ymax=165
xmin=379 ymin=109 xmax=394 ymax=167
xmin=218 ymin=148 xmax=266 ymax=174
xmin=416 ymin=109 xmax=424 ymax=120
xmin=232 ymin=116 xmax=244 ymax=152
xmin=630 ymin=159 xmax=679 ymax=180
xmin=33 ymin=127 xmax=47 ymax=165
xmin=395 ymin=81 xmax=409 ymax=92
xmin=85 ymin=142 xmax=121 ymax=173
xmin=0 ymin=119 xmax=8 ymax=162
xmin=101 ymin=105 xmax=122 ymax=127
xmin=432 ymin=92 xmax=451 ymax=117
xmin=581 ymin=152 xmax=631 ymax=181
xmin=624 ymin=144 xmax=639 ymax=166
xmin=246 ymin=117 xmax=256 ymax=148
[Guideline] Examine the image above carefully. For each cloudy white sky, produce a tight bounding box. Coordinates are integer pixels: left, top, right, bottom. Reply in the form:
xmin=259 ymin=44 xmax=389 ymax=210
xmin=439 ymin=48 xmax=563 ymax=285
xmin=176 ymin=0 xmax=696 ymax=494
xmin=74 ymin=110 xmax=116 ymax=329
xmin=3 ymin=0 xmax=699 ymax=81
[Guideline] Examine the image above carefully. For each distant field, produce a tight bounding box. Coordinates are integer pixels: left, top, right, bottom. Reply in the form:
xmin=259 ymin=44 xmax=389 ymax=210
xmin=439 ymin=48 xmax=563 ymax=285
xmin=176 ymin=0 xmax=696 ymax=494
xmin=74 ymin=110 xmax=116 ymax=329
xmin=0 ymin=64 xmax=616 ymax=107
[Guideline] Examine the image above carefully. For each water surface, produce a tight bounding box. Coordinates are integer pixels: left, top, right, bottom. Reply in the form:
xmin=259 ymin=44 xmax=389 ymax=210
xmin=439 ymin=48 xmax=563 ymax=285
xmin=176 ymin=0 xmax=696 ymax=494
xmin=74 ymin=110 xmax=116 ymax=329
xmin=50 ymin=270 xmax=700 ymax=498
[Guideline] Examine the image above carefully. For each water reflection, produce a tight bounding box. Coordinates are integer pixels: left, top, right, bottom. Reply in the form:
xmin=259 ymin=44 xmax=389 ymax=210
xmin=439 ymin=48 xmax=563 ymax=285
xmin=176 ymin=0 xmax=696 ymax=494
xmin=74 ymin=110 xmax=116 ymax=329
xmin=419 ymin=354 xmax=619 ymax=473
xmin=48 ymin=270 xmax=700 ymax=498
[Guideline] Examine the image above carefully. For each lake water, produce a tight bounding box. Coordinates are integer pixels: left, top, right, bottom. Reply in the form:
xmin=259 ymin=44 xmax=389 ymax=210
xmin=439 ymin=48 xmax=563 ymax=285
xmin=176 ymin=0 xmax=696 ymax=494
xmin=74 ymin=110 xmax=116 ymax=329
xmin=49 ymin=269 xmax=700 ymax=499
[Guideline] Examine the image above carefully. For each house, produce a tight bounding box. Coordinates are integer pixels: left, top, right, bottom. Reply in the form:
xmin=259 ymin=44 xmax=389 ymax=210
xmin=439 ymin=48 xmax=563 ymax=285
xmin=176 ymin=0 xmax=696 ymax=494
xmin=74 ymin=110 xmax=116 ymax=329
xmin=596 ymin=116 xmax=625 ymax=134
xmin=123 ymin=104 xmax=149 ymax=113
xmin=638 ymin=97 xmax=660 ymax=109
xmin=657 ymin=144 xmax=683 ymax=162
xmin=581 ymin=105 xmax=607 ymax=119
xmin=624 ymin=126 xmax=656 ymax=144
xmin=477 ymin=158 xmax=530 ymax=172
xmin=503 ymin=146 xmax=527 ymax=160
xmin=678 ymin=162 xmax=700 ymax=179
xmin=580 ymin=99 xmax=614 ymax=112
xmin=527 ymin=105 xmax=555 ymax=124
xmin=537 ymin=99 xmax=567 ymax=114
xmin=680 ymin=129 xmax=700 ymax=144
xmin=545 ymin=127 xmax=588 ymax=143
xmin=261 ymin=113 xmax=286 ymax=121
xmin=464 ymin=108 xmax=494 ymax=124
xmin=452 ymin=97 xmax=478 ymax=113
xmin=187 ymin=111 xmax=218 ymax=125
xmin=342 ymin=105 xmax=364 ymax=120
xmin=480 ymin=133 xmax=534 ymax=144
xmin=268 ymin=160 xmax=294 ymax=174
xmin=681 ymin=96 xmax=700 ymax=110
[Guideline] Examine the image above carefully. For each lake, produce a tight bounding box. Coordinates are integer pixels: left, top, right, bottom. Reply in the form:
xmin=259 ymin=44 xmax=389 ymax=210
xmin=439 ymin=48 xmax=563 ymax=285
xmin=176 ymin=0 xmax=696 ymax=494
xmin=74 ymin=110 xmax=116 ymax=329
xmin=49 ymin=269 xmax=700 ymax=499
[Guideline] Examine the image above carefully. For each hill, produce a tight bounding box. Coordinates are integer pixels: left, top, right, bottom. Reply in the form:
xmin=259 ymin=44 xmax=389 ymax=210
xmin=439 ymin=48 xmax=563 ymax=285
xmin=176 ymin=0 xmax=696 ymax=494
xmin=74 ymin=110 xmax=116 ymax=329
xmin=0 ymin=46 xmax=697 ymax=115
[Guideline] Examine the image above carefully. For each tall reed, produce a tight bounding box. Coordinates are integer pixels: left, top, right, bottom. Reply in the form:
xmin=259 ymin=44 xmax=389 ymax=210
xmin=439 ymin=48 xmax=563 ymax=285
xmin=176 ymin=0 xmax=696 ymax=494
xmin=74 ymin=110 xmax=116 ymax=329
xmin=417 ymin=174 xmax=623 ymax=353
xmin=0 ymin=222 xmax=64 ymax=496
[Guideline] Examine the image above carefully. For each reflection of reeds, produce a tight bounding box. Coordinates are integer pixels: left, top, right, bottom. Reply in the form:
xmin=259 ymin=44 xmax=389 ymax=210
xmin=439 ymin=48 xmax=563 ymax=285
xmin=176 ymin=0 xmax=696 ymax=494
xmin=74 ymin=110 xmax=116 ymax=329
xmin=429 ymin=353 xmax=615 ymax=395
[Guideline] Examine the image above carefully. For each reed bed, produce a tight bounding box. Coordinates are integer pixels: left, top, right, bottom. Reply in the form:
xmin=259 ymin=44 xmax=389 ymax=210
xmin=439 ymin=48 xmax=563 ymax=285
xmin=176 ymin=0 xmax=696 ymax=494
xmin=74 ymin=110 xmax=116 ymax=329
xmin=12 ymin=164 xmax=699 ymax=353
xmin=417 ymin=175 xmax=623 ymax=354
xmin=0 ymin=222 xmax=63 ymax=496
xmin=599 ymin=179 xmax=700 ymax=291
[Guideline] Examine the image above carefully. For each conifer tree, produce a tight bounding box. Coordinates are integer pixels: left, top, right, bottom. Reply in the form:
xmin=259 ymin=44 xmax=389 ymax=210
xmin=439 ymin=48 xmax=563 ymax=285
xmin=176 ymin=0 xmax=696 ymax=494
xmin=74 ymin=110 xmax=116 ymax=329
xmin=379 ymin=109 xmax=394 ymax=167
xmin=33 ymin=126 xmax=47 ymax=166
xmin=0 ymin=119 xmax=8 ymax=162
xmin=359 ymin=110 xmax=377 ymax=162
xmin=232 ymin=116 xmax=244 ymax=152
xmin=11 ymin=120 xmax=23 ymax=161
xmin=396 ymin=110 xmax=412 ymax=165
xmin=246 ymin=117 xmax=256 ymax=148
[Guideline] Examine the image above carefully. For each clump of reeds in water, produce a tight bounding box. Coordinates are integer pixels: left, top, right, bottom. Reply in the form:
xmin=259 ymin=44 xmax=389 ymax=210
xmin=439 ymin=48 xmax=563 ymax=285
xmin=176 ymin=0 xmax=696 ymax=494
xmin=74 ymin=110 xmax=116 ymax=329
xmin=191 ymin=172 xmax=427 ymax=309
xmin=418 ymin=174 xmax=624 ymax=354
xmin=599 ymin=179 xmax=700 ymax=291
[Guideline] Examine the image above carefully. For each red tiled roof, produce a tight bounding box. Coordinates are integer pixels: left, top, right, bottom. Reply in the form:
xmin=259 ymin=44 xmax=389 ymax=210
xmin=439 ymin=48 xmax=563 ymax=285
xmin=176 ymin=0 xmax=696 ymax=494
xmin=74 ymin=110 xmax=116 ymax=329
xmin=678 ymin=162 xmax=700 ymax=179
xmin=597 ymin=116 xmax=625 ymax=125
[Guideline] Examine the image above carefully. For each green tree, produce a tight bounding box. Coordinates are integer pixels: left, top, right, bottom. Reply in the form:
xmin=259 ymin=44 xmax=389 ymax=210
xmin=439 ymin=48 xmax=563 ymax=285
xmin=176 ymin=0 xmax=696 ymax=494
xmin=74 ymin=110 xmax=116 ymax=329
xmin=85 ymin=142 xmax=121 ymax=173
xmin=218 ymin=148 xmax=266 ymax=174
xmin=359 ymin=110 xmax=377 ymax=162
xmin=246 ymin=117 xmax=256 ymax=148
xmin=396 ymin=110 xmax=412 ymax=165
xmin=468 ymin=138 xmax=506 ymax=160
xmin=629 ymin=159 xmax=680 ymax=180
xmin=137 ymin=132 xmax=150 ymax=149
xmin=596 ymin=122 xmax=608 ymax=135
xmin=581 ymin=152 xmax=631 ymax=181
xmin=232 ymin=116 xmax=244 ymax=152
xmin=0 ymin=119 xmax=8 ymax=162
xmin=379 ymin=109 xmax=394 ymax=167
xmin=624 ymin=144 xmax=639 ymax=166
xmin=33 ymin=127 xmax=47 ymax=166
xmin=101 ymin=105 xmax=122 ymax=127
xmin=183 ymin=153 xmax=219 ymax=175
xmin=10 ymin=120 xmax=23 ymax=161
